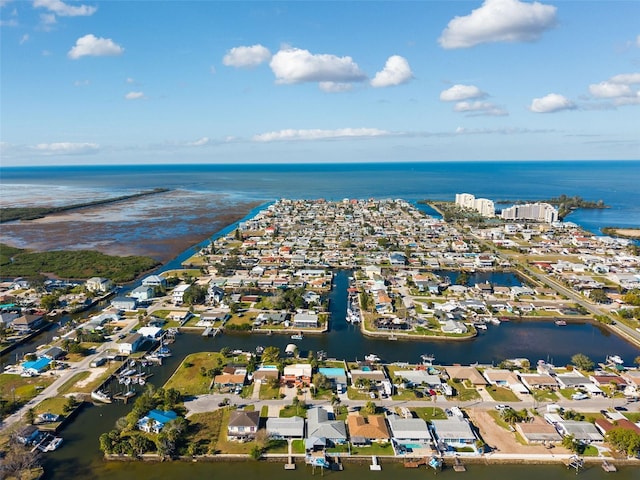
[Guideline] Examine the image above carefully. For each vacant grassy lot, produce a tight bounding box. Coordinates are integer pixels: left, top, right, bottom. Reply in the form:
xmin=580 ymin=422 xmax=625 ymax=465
xmin=485 ymin=385 xmax=520 ymax=402
xmin=448 ymin=379 xmax=480 ymax=401
xmin=412 ymin=407 xmax=447 ymax=422
xmin=164 ymin=352 xmax=226 ymax=396
xmin=0 ymin=373 xmax=54 ymax=403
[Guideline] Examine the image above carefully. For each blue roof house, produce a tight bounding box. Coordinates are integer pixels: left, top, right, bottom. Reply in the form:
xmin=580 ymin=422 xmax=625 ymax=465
xmin=21 ymin=357 xmax=52 ymax=375
xmin=137 ymin=410 xmax=178 ymax=434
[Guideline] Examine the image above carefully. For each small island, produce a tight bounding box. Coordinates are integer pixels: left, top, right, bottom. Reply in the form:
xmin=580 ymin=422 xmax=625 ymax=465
xmin=601 ymin=227 xmax=640 ymax=240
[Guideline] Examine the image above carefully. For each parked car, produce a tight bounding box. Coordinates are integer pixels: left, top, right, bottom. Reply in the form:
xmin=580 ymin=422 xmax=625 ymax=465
xmin=571 ymin=392 xmax=589 ymax=400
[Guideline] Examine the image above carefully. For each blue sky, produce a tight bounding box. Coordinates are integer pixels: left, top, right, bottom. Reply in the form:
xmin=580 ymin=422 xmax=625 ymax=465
xmin=1 ymin=0 xmax=639 ymax=166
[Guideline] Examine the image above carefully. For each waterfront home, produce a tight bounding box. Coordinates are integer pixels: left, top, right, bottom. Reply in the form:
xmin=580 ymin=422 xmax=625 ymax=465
xmin=252 ymin=365 xmax=280 ymax=383
xmin=227 ymin=410 xmax=260 ymax=440
xmin=137 ymin=326 xmax=163 ymax=339
xmin=214 ymin=372 xmax=246 ymax=392
xmin=386 ymin=414 xmax=431 ymax=445
xmin=0 ymin=312 xmax=18 ymax=328
xmin=141 ymin=275 xmax=166 ymax=288
xmin=37 ymin=412 xmax=62 ymax=424
xmin=346 ymin=413 xmax=390 ymax=444
xmin=137 ymin=409 xmax=178 ymax=434
xmin=129 ymin=286 xmax=154 ymax=303
xmin=167 ymin=310 xmax=191 ymax=322
xmin=110 ymin=296 xmax=137 ymax=312
xmin=318 ymin=367 xmax=347 ymax=392
xmin=306 ymin=407 xmax=347 ymax=447
xmin=555 ymin=372 xmax=597 ymax=390
xmin=21 ymin=357 xmax=52 ymax=375
xmin=292 ymin=311 xmax=319 ymax=329
xmin=41 ymin=346 xmax=66 ymax=360
xmin=589 ymin=373 xmax=627 ymax=390
xmin=430 ymin=416 xmax=478 ymax=452
xmin=11 ymin=314 xmax=44 ymax=333
xmin=482 ymin=369 xmax=529 ymax=394
xmin=445 ymin=366 xmax=488 ymax=386
xmin=394 ymin=370 xmax=442 ymax=389
xmin=283 ymin=363 xmax=312 ymax=386
xmin=16 ymin=425 xmax=42 ymax=445
xmin=515 ymin=418 xmax=561 ymax=444
xmin=556 ymin=420 xmax=604 ymax=443
xmin=207 ymin=285 xmax=225 ymax=304
xmin=172 ymin=284 xmax=191 ymax=305
xmin=118 ymin=333 xmax=144 ymax=355
xmin=595 ymin=417 xmax=640 ymax=437
xmin=266 ymin=416 xmax=305 ymax=440
xmin=85 ymin=277 xmax=113 ymax=293
xmin=519 ymin=373 xmax=558 ymax=391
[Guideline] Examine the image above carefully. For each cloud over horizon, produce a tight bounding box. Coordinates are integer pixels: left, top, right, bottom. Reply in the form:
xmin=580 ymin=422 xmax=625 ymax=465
xmin=589 ymin=72 xmax=640 ymax=105
xmin=439 ymin=0 xmax=557 ymax=49
xmin=253 ymin=127 xmax=388 ymax=142
xmin=32 ymin=142 xmax=99 ymax=155
xmin=34 ymin=0 xmax=97 ymax=17
xmin=68 ymin=34 xmax=123 ymax=59
xmin=440 ymin=84 xmax=487 ymax=102
xmin=453 ymin=101 xmax=508 ymax=116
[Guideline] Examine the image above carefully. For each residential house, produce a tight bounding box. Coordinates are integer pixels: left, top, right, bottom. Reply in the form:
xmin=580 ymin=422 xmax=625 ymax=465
xmin=129 ymin=286 xmax=154 ymax=303
xmin=445 ymin=366 xmax=488 ymax=387
xmin=85 ymin=277 xmax=113 ymax=293
xmin=11 ymin=314 xmax=44 ymax=333
xmin=482 ymin=369 xmax=529 ymax=394
xmin=306 ymin=407 xmax=347 ymax=448
xmin=172 ymin=284 xmax=191 ymax=305
xmin=252 ymin=366 xmax=280 ymax=383
xmin=519 ymin=374 xmax=558 ymax=391
xmin=283 ymin=363 xmax=313 ymax=386
xmin=293 ymin=312 xmax=319 ymax=329
xmin=137 ymin=409 xmax=178 ymax=434
xmin=515 ymin=418 xmax=562 ymax=444
xmin=214 ymin=372 xmax=246 ymax=392
xmin=556 ymin=421 xmax=604 ymax=443
xmin=431 ymin=416 xmax=478 ymax=452
xmin=118 ymin=333 xmax=144 ymax=355
xmin=386 ymin=414 xmax=431 ymax=445
xmin=16 ymin=425 xmax=41 ymax=445
xmin=228 ymin=410 xmax=260 ymax=440
xmin=21 ymin=357 xmax=52 ymax=375
xmin=141 ymin=275 xmax=166 ymax=288
xmin=266 ymin=416 xmax=305 ymax=439
xmin=0 ymin=312 xmax=18 ymax=328
xmin=111 ymin=296 xmax=137 ymax=311
xmin=347 ymin=413 xmax=390 ymax=444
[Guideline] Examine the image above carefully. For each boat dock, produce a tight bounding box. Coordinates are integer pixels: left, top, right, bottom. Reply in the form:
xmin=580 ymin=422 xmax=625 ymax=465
xmin=370 ymin=456 xmax=381 ymax=471
xmin=601 ymin=460 xmax=617 ymax=472
xmin=453 ymin=456 xmax=466 ymax=472
xmin=404 ymin=457 xmax=427 ymax=468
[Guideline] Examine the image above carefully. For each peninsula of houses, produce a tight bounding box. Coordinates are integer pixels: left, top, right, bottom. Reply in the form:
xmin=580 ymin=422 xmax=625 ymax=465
xmin=1 ymin=196 xmax=640 ymax=474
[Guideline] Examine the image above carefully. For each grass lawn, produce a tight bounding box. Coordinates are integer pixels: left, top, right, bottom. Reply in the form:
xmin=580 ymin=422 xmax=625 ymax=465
xmin=391 ymin=389 xmax=429 ymax=401
xmin=582 ymin=445 xmax=599 ymax=456
xmin=186 ymin=410 xmax=224 ymax=454
xmin=487 ymin=410 xmax=515 ymax=431
xmin=412 ymin=407 xmax=447 ymax=421
xmin=56 ymin=371 xmax=90 ymax=395
xmin=164 ymin=352 xmax=224 ymax=395
xmin=292 ymin=439 xmax=305 ymax=454
xmin=280 ymin=404 xmax=307 ymax=418
xmin=532 ymin=389 xmax=559 ymax=402
xmin=559 ymin=388 xmax=577 ymax=400
xmin=33 ymin=396 xmax=69 ymax=416
xmin=67 ymin=362 xmax=124 ymax=394
xmin=0 ymin=373 xmax=54 ymax=403
xmin=448 ymin=380 xmax=480 ymax=401
xmin=485 ymin=386 xmax=520 ymax=402
xmin=347 ymin=387 xmax=373 ymax=401
xmin=259 ymin=382 xmax=281 ymax=400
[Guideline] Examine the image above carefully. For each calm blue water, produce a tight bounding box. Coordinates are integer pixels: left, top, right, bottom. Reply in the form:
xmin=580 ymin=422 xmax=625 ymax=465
xmin=2 ymin=161 xmax=639 ymax=233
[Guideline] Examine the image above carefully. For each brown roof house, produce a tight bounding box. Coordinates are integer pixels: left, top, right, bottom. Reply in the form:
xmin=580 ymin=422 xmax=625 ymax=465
xmin=515 ymin=418 xmax=562 ymax=444
xmin=347 ymin=413 xmax=390 ymax=445
xmin=227 ymin=410 xmax=260 ymax=441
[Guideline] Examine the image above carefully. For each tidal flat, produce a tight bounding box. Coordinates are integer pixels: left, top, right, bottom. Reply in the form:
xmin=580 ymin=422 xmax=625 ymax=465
xmin=1 ymin=190 xmax=260 ymax=262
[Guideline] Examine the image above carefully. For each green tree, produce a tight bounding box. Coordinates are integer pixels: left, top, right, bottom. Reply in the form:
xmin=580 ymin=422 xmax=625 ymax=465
xmin=249 ymin=444 xmax=263 ymax=460
xmin=312 ymin=373 xmax=332 ymax=391
xmin=364 ymin=401 xmax=377 ymax=415
xmin=25 ymin=408 xmax=35 ymax=425
xmin=571 ymin=353 xmax=594 ymax=371
xmin=607 ymin=428 xmax=640 ymax=456
xmin=261 ymin=346 xmax=280 ymax=364
xmin=589 ymin=288 xmax=609 ymax=304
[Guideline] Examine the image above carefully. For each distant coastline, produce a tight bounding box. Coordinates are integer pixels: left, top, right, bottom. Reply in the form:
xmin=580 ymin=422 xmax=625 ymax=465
xmin=601 ymin=227 xmax=640 ymax=239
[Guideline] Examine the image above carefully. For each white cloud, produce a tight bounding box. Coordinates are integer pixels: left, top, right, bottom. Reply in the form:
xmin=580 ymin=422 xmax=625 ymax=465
xmin=269 ymin=47 xmax=367 ymax=85
xmin=253 ymin=127 xmax=388 ymax=142
xmin=440 ymin=84 xmax=486 ymax=101
xmin=40 ymin=12 xmax=56 ymax=26
xmin=223 ymin=44 xmax=272 ymax=68
xmin=74 ymin=79 xmax=90 ymax=87
xmin=33 ymin=0 xmax=97 ymax=17
xmin=126 ymin=77 xmax=135 ymax=84
xmin=186 ymin=137 xmax=210 ymax=147
xmin=0 ymin=18 xmax=17 ymax=26
xmin=529 ymin=93 xmax=576 ymax=113
xmin=319 ymin=82 xmax=353 ymax=93
xmin=439 ymin=0 xmax=557 ymax=49
xmin=32 ymin=142 xmax=99 ymax=155
xmin=589 ymin=82 xmax=633 ymax=99
xmin=370 ymin=55 xmax=413 ymax=88
xmin=453 ymin=101 xmax=508 ymax=116
xmin=68 ymin=34 xmax=123 ymax=59
xmin=124 ymin=91 xmax=145 ymax=100
xmin=637 ymin=35 xmax=640 ymax=47
xmin=588 ymin=73 xmax=640 ymax=105
xmin=19 ymin=34 xmax=29 ymax=44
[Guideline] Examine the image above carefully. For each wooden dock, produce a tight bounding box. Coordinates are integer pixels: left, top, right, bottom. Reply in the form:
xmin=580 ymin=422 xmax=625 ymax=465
xmin=453 ymin=456 xmax=466 ymax=472
xmin=404 ymin=458 xmax=427 ymax=468
xmin=601 ymin=460 xmax=617 ymax=472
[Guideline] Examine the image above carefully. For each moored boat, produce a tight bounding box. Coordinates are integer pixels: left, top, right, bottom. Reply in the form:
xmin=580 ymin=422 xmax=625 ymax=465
xmin=91 ymin=390 xmax=112 ymax=403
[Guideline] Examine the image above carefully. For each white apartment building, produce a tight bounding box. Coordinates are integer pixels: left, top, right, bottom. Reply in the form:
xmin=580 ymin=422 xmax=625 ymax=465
xmin=501 ymin=203 xmax=558 ymax=223
xmin=455 ymin=193 xmax=495 ymax=217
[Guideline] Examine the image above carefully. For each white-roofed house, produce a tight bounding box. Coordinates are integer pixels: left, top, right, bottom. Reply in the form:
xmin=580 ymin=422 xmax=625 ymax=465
xmin=266 ymin=416 xmax=305 ymax=440
xmin=431 ymin=416 xmax=478 ymax=453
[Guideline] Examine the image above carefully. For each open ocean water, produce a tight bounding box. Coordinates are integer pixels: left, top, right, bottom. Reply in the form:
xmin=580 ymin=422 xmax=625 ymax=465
xmin=1 ymin=161 xmax=639 ymax=233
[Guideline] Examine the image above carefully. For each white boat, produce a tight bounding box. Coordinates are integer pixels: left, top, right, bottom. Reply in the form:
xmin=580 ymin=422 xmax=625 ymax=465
xmin=475 ymin=323 xmax=488 ymax=330
xmin=489 ymin=317 xmax=502 ymax=325
xmin=607 ymin=355 xmax=624 ymax=365
xmin=365 ymin=354 xmax=380 ymax=362
xmin=291 ymin=334 xmax=303 ymax=340
xmin=91 ymin=390 xmax=112 ymax=403
xmin=421 ymin=354 xmax=435 ymax=365
xmin=44 ymin=436 xmax=63 ymax=452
